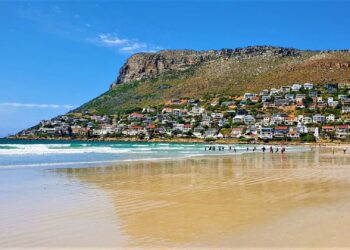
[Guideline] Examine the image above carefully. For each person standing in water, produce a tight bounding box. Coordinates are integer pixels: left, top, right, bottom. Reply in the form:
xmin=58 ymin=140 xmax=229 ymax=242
xmin=262 ymin=146 xmax=266 ymax=153
xmin=275 ymin=147 xmax=279 ymax=153
xmin=281 ymin=147 xmax=286 ymax=154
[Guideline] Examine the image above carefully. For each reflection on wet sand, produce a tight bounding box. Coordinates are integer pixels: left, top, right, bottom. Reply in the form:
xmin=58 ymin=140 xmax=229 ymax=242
xmin=57 ymin=150 xmax=350 ymax=248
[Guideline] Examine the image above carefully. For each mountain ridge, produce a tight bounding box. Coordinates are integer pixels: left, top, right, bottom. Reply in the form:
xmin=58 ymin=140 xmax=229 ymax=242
xmin=112 ymin=46 xmax=303 ymax=86
xmin=74 ymin=45 xmax=350 ymax=115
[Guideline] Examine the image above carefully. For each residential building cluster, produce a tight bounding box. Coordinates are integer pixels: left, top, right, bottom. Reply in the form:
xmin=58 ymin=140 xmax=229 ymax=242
xmin=19 ymin=82 xmax=350 ymax=142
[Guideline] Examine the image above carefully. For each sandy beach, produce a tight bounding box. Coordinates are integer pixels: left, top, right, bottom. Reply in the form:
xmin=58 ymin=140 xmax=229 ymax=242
xmin=2 ymin=147 xmax=350 ymax=248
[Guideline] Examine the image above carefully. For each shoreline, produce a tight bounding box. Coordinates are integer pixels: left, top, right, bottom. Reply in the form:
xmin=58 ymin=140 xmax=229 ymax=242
xmin=0 ymin=142 xmax=312 ymax=170
xmin=5 ymin=135 xmax=350 ymax=148
xmin=0 ymin=135 xmax=322 ymax=145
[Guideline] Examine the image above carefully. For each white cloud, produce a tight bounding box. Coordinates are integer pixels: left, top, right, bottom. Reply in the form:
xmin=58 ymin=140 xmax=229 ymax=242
xmin=97 ymin=33 xmax=162 ymax=54
xmin=98 ymin=34 xmax=129 ymax=46
xmin=0 ymin=102 xmax=74 ymax=109
xmin=120 ymin=42 xmax=147 ymax=52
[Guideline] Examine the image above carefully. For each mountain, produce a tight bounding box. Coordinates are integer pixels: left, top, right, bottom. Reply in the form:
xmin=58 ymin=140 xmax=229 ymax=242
xmin=74 ymin=46 xmax=350 ymax=114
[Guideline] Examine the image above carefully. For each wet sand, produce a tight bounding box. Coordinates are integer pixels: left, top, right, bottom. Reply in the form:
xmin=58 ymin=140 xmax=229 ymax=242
xmin=2 ymin=148 xmax=350 ymax=248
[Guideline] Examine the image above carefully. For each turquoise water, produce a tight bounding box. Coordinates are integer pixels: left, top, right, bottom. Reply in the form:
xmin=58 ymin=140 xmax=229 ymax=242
xmin=0 ymin=139 xmax=307 ymax=169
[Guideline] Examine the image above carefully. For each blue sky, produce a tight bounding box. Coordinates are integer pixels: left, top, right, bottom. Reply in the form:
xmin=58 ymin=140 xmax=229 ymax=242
xmin=1 ymin=1 xmax=350 ymax=137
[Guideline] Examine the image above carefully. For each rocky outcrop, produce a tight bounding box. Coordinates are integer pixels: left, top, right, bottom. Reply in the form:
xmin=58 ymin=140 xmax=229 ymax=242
xmin=111 ymin=46 xmax=301 ymax=87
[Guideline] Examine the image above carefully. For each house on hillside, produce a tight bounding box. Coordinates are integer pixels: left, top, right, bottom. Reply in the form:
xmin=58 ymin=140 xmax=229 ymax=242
xmin=243 ymin=115 xmax=255 ymax=125
xmin=231 ymin=127 xmax=244 ymax=138
xmin=291 ymin=84 xmax=302 ymax=91
xmin=259 ymin=127 xmax=273 ymax=140
xmin=287 ymin=131 xmax=300 ymax=139
xmin=336 ymin=125 xmax=349 ymax=139
xmin=313 ymin=114 xmax=326 ymax=124
xmin=325 ymin=83 xmax=338 ymax=93
xmin=322 ymin=125 xmax=335 ymax=133
xmin=274 ymin=126 xmax=289 ymax=138
xmin=303 ymin=82 xmax=313 ymax=90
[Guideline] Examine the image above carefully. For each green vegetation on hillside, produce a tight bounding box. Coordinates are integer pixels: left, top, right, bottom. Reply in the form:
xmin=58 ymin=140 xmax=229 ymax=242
xmin=74 ymin=49 xmax=350 ymax=115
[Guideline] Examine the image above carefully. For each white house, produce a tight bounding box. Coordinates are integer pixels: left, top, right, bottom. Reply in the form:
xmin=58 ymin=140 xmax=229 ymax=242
xmin=291 ymin=84 xmax=302 ymax=91
xmin=326 ymin=114 xmax=335 ymax=123
xmin=270 ymin=88 xmax=280 ymax=95
xmin=211 ymin=113 xmax=224 ymax=119
xmin=243 ymin=115 xmax=256 ymax=125
xmin=297 ymin=122 xmax=308 ymax=133
xmin=259 ymin=127 xmax=273 ymax=140
xmin=313 ymin=114 xmax=326 ymax=124
xmin=342 ymin=106 xmax=350 ymax=114
xmin=191 ymin=107 xmax=206 ymax=116
xmin=304 ymin=82 xmax=314 ymax=90
xmin=280 ymin=86 xmax=291 ymax=93
xmin=233 ymin=115 xmax=245 ymax=123
xmin=302 ymin=116 xmax=313 ymax=124
xmin=244 ymin=93 xmax=256 ymax=99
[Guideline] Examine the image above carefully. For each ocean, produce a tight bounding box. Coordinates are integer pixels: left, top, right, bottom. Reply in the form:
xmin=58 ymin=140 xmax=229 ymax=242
xmin=0 ymin=138 xmax=307 ymax=169
xmin=3 ymin=139 xmax=350 ymax=248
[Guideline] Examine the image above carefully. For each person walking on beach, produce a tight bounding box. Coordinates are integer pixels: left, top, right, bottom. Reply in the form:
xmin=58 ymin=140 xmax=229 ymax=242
xmin=234 ymin=148 xmax=237 ymax=153
xmin=275 ymin=147 xmax=279 ymax=153
xmin=246 ymin=147 xmax=249 ymax=151
xmin=281 ymin=147 xmax=286 ymax=154
xmin=344 ymin=147 xmax=347 ymax=154
xmin=262 ymin=146 xmax=266 ymax=153
xmin=253 ymin=147 xmax=256 ymax=152
xmin=270 ymin=146 xmax=274 ymax=153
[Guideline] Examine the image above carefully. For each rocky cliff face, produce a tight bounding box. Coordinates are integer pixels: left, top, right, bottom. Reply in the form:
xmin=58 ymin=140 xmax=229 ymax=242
xmin=73 ymin=46 xmax=350 ymax=114
xmin=112 ymin=46 xmax=301 ymax=87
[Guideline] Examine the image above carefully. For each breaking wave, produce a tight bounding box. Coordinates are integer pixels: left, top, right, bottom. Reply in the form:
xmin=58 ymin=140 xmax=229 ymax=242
xmin=0 ymin=139 xmax=310 ymax=169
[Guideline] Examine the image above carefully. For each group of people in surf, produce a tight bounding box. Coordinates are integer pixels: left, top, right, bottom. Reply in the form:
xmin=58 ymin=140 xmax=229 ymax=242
xmin=205 ymin=145 xmax=286 ymax=154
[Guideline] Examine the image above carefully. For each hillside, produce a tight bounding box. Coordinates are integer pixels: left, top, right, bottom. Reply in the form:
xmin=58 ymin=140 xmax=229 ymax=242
xmin=74 ymin=46 xmax=350 ymax=114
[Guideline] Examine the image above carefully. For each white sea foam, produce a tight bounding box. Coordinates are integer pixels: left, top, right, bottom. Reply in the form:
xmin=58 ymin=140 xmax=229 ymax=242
xmin=0 ymin=141 xmax=310 ymax=171
xmin=0 ymin=144 xmax=131 ymax=155
xmin=0 ymin=143 xmax=308 ymax=156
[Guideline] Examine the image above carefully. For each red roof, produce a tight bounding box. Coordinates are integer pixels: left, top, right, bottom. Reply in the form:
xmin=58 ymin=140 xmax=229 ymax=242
xmin=184 ymin=124 xmax=192 ymax=128
xmin=130 ymin=112 xmax=144 ymax=118
xmin=130 ymin=125 xmax=143 ymax=130
xmin=337 ymin=125 xmax=349 ymax=129
xmin=275 ymin=126 xmax=288 ymax=130
xmin=322 ymin=126 xmax=335 ymax=129
xmin=147 ymin=124 xmax=156 ymax=129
